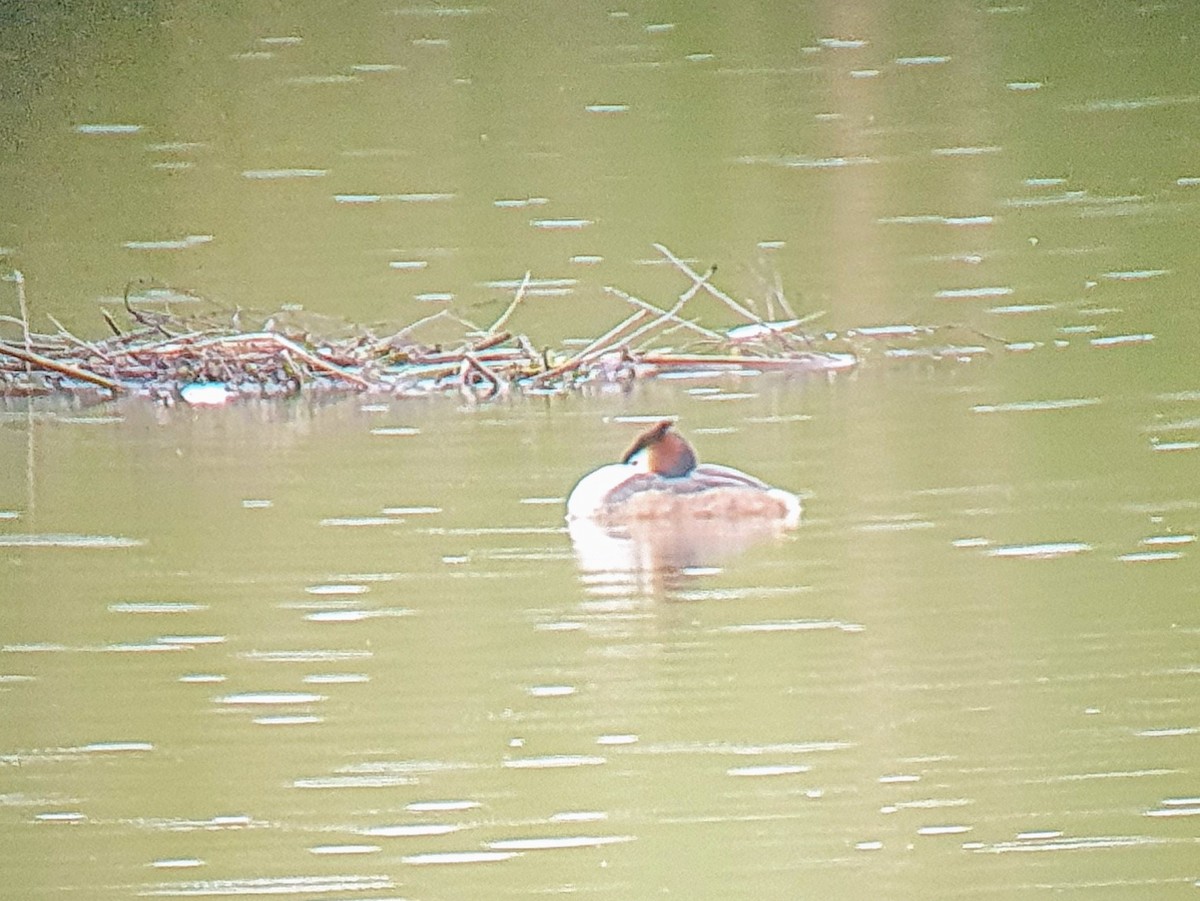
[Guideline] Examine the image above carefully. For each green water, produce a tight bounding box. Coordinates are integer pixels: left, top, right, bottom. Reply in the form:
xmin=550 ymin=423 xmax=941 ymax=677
xmin=2 ymin=2 xmax=1199 ymax=899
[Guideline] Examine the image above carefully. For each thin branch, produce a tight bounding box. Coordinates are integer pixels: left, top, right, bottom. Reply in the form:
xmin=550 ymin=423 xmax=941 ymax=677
xmin=387 ymin=307 xmax=452 ymax=343
xmin=0 ymin=340 xmax=125 ymax=392
xmin=638 ymin=351 xmax=856 ymax=373
xmin=459 ymin=352 xmax=504 ymax=398
xmin=487 ymin=270 xmax=531 ymax=335
xmin=516 ymin=334 xmax=540 ymax=364
xmin=101 ymin=309 xmax=124 ymax=337
xmin=124 ymin=280 xmax=172 ymax=336
xmin=939 ymin=323 xmax=1008 ymax=345
xmin=653 ymin=243 xmax=764 ymax=325
xmin=602 ymin=285 xmax=724 ymax=341
xmin=46 ymin=313 xmax=114 ymax=361
xmin=14 ymin=271 xmax=32 ymax=377
xmin=526 ymin=309 xmax=648 ymax=386
xmin=467 ymin=330 xmax=511 ymax=352
xmin=770 ymin=267 xmax=798 ymax=320
xmin=140 ymin=332 xmax=373 ymax=388
xmin=619 ymin=264 xmax=716 ymax=348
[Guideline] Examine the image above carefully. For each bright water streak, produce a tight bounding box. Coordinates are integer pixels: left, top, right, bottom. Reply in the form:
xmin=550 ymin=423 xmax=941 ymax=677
xmin=2 ymin=2 xmax=1200 ymax=900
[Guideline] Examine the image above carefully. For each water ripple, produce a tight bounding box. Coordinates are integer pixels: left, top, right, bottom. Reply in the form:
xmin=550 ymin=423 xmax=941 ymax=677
xmin=402 ymin=850 xmax=520 ymax=865
xmin=139 ymin=874 xmax=394 ymax=895
xmin=720 ymin=620 xmax=864 ymax=634
xmin=307 ymin=844 xmax=379 ymax=855
xmin=359 ymin=823 xmax=463 ymax=837
xmin=108 ymin=603 xmax=208 ymax=614
xmin=241 ymin=168 xmax=328 ymax=180
xmin=973 ymin=834 xmax=1164 ymax=854
xmin=75 ymin=741 xmax=154 ymax=753
xmin=293 ymin=775 xmax=416 ymax=789
xmin=531 ymin=218 xmax=593 ymax=230
xmin=973 ymin=398 xmax=1101 ymax=414
xmin=304 ymin=608 xmax=415 ymax=622
xmin=485 ymin=834 xmax=635 ymax=850
xmin=727 ymin=764 xmax=811 ymax=777
xmin=239 ymin=650 xmax=372 ymax=663
xmin=987 ymin=542 xmax=1092 ymax=559
xmin=0 ymin=533 xmax=144 ymax=548
xmin=76 ymin=123 xmax=141 ymax=135
xmin=503 ymin=755 xmax=606 ymax=769
xmin=215 ymin=692 xmax=325 ymax=705
xmin=406 ymin=800 xmax=481 ymax=812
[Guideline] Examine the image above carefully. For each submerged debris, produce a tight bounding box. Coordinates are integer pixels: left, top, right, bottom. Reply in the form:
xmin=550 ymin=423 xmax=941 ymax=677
xmin=1 ymin=246 xmax=864 ymax=404
xmin=3 ymin=242 xmax=1061 ymax=405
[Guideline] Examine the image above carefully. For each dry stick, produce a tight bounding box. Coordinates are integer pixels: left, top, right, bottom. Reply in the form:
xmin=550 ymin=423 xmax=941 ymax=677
xmin=101 ymin=309 xmax=124 ymax=337
xmin=487 ymin=270 xmax=531 ymax=335
xmin=387 ymin=308 xmax=453 ymax=343
xmin=459 ymin=352 xmax=504 ymax=398
xmin=468 ymin=330 xmax=512 ymax=352
xmin=24 ymin=385 xmax=35 ymax=514
xmin=562 ymin=308 xmax=647 ymax=362
xmin=766 ymin=309 xmax=828 ymax=352
xmin=234 ymin=333 xmax=373 ymax=388
xmin=638 ymin=351 xmax=855 ymax=372
xmin=46 ymin=314 xmax=114 ymax=362
xmin=653 ymin=243 xmax=765 ymax=325
xmin=383 ymin=309 xmax=483 ymax=350
xmin=140 ymin=332 xmax=373 ymax=388
xmin=656 ymin=246 xmax=834 ymax=354
xmin=131 ymin=330 xmax=219 ymax=354
xmin=516 ymin=333 xmax=541 ymax=364
xmin=602 ymin=285 xmax=724 ymax=341
xmin=0 ymin=313 xmax=36 ymax=331
xmin=620 ymin=265 xmax=716 ymax=349
xmin=0 ymin=340 xmax=125 ymax=392
xmin=940 ymin=323 xmax=1008 ymax=345
xmin=13 ymin=270 xmax=32 ymax=378
xmin=124 ymin=281 xmax=172 ymax=336
xmin=410 ymin=347 xmax=527 ymax=366
xmin=751 ymin=260 xmax=798 ymax=322
xmin=633 ymin=319 xmax=693 ymax=354
xmin=526 ymin=309 xmax=649 ymax=386
xmin=277 ymin=347 xmax=303 ymax=386
xmin=770 ymin=268 xmax=798 ymax=320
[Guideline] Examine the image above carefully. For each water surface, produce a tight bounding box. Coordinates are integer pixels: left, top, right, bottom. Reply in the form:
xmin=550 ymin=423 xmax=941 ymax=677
xmin=2 ymin=2 xmax=1199 ymax=899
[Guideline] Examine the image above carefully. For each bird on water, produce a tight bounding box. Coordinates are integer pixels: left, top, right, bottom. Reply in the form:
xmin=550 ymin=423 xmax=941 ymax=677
xmin=566 ymin=419 xmax=801 ymax=526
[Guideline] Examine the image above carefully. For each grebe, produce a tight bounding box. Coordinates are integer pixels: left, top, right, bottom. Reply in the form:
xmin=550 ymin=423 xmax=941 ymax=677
xmin=566 ymin=420 xmax=801 ymax=526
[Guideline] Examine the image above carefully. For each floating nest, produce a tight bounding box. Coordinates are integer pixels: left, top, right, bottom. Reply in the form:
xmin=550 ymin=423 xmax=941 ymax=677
xmin=2 ymin=245 xmax=999 ymax=406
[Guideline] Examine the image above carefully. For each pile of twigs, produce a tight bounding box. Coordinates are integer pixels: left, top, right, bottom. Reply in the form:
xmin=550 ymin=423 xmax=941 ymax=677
xmin=0 ymin=245 xmax=857 ymax=404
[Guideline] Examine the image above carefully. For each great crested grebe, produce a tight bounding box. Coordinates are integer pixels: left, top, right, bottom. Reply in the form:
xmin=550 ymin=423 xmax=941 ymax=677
xmin=566 ymin=420 xmax=802 ymax=526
